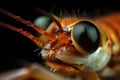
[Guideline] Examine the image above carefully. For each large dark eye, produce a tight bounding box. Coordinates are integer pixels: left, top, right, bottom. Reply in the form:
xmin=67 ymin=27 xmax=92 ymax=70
xmin=72 ymin=21 xmax=100 ymax=53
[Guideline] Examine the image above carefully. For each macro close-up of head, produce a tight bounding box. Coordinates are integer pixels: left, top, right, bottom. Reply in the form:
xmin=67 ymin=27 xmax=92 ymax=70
xmin=0 ymin=0 xmax=120 ymax=80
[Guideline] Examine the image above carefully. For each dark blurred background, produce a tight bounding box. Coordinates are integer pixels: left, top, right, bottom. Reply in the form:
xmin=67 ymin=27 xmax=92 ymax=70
xmin=0 ymin=0 xmax=120 ymax=73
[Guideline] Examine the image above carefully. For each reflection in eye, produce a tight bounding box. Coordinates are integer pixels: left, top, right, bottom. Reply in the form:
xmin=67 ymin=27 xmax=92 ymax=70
xmin=34 ymin=16 xmax=52 ymax=30
xmin=72 ymin=21 xmax=101 ymax=53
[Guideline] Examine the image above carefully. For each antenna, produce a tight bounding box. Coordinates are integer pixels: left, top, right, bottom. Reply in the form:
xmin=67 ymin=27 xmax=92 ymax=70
xmin=0 ymin=8 xmax=56 ymax=42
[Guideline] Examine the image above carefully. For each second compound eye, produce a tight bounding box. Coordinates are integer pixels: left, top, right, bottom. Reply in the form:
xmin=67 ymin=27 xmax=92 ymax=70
xmin=34 ymin=16 xmax=52 ymax=30
xmin=72 ymin=21 xmax=101 ymax=53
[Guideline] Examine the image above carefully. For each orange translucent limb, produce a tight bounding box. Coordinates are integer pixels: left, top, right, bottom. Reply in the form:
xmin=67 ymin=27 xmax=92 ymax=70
xmin=0 ymin=22 xmax=43 ymax=48
xmin=35 ymin=8 xmax=63 ymax=32
xmin=36 ymin=8 xmax=70 ymax=44
xmin=0 ymin=8 xmax=56 ymax=42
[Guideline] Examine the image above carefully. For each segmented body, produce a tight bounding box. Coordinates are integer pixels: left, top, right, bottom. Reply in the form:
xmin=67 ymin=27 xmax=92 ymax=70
xmin=0 ymin=8 xmax=120 ymax=80
xmin=40 ymin=13 xmax=120 ymax=80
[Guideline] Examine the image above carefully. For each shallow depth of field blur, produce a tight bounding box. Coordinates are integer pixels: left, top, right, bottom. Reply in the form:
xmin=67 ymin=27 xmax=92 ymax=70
xmin=0 ymin=0 xmax=120 ymax=80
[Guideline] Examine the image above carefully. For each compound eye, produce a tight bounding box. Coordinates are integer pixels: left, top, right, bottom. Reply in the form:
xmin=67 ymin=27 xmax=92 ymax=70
xmin=72 ymin=21 xmax=100 ymax=53
xmin=34 ymin=16 xmax=52 ymax=30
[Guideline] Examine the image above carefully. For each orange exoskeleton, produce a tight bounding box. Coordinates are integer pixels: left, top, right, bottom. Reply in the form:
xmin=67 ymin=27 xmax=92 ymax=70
xmin=0 ymin=8 xmax=120 ymax=80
